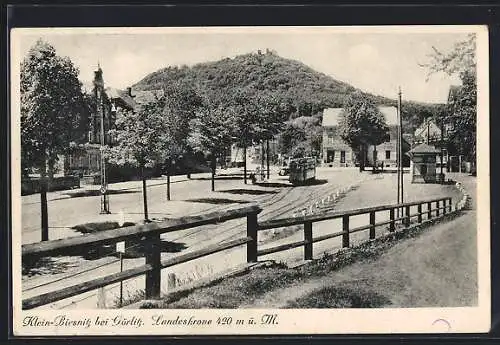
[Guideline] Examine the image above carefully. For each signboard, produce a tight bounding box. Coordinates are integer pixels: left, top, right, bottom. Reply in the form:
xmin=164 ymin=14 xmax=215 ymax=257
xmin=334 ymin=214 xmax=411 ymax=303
xmin=116 ymin=241 xmax=126 ymax=253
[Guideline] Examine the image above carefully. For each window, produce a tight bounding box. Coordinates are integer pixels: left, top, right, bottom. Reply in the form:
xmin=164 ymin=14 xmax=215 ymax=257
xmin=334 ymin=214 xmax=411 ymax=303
xmin=386 ymin=150 xmax=391 ymax=160
xmin=340 ymin=151 xmax=346 ymax=163
xmin=327 ymin=150 xmax=335 ymax=163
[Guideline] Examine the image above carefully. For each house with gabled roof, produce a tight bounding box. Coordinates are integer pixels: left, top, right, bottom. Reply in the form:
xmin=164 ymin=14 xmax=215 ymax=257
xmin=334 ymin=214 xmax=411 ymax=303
xmin=322 ymin=106 xmax=410 ymax=168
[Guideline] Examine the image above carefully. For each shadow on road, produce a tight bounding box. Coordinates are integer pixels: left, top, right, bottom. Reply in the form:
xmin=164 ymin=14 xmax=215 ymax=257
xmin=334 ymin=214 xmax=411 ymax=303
xmin=22 ymin=239 xmax=188 ymax=276
xmin=302 ymin=179 xmax=328 ymax=186
xmin=192 ymin=176 xmax=243 ymax=181
xmin=22 ymin=257 xmax=80 ymax=277
xmin=254 ymin=182 xmax=293 ymax=188
xmin=186 ymin=198 xmax=250 ymax=205
xmin=74 ymin=240 xmax=188 ymax=260
xmin=255 ymin=179 xmax=328 ymax=188
xmin=220 ymin=189 xmax=278 ymax=195
xmin=62 ymin=189 xmax=139 ymax=198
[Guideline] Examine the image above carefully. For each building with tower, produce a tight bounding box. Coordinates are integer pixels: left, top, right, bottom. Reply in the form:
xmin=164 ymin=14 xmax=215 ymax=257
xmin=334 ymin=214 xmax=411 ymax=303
xmin=65 ymin=65 xmax=135 ymax=181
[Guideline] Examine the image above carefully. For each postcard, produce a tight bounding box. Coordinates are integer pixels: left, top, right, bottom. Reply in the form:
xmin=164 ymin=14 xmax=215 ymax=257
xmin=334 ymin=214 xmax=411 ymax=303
xmin=11 ymin=25 xmax=490 ymax=335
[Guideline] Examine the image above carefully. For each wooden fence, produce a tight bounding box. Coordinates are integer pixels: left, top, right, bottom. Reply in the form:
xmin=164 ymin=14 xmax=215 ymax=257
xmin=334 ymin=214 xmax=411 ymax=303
xmin=22 ymin=196 xmax=452 ymax=310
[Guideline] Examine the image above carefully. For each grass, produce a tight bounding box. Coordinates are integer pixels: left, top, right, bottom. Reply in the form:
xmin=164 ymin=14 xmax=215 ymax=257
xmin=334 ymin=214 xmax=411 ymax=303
xmin=156 ymin=263 xmax=300 ymax=309
xmin=285 ymin=285 xmax=391 ymax=308
xmin=116 ymin=263 xmax=217 ymax=308
xmin=140 ymin=211 xmax=467 ymax=309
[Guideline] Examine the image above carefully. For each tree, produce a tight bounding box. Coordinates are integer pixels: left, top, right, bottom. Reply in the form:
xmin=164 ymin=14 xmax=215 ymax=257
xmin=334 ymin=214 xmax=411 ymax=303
xmin=338 ymin=93 xmax=390 ymax=172
xmin=278 ymin=115 xmax=322 ymax=159
xmin=21 ymin=39 xmax=86 ymax=240
xmin=228 ymin=88 xmax=262 ymax=184
xmin=252 ymin=92 xmax=290 ymax=178
xmin=422 ymin=34 xmax=477 ymax=166
xmin=188 ymin=94 xmax=235 ymax=191
xmin=160 ymin=82 xmax=202 ymax=199
xmin=107 ymin=100 xmax=166 ymax=221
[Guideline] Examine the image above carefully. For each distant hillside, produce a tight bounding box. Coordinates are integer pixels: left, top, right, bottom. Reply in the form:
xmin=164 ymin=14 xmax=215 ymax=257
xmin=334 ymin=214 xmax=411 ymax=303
xmin=132 ymin=50 xmax=442 ymax=134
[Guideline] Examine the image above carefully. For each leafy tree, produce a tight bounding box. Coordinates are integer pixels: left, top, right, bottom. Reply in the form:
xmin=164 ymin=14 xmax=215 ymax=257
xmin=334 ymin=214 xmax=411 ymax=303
xmin=278 ymin=122 xmax=307 ymax=157
xmin=227 ymin=88 xmax=262 ymax=184
xmin=21 ymin=39 xmax=86 ymax=240
xmin=252 ymin=92 xmax=291 ymax=178
xmin=159 ymin=82 xmax=202 ymax=199
xmin=107 ymin=100 xmax=166 ymax=221
xmin=422 ymin=34 xmax=476 ymax=166
xmin=278 ymin=115 xmax=322 ymax=159
xmin=338 ymin=93 xmax=390 ymax=171
xmin=188 ymin=94 xmax=236 ymax=191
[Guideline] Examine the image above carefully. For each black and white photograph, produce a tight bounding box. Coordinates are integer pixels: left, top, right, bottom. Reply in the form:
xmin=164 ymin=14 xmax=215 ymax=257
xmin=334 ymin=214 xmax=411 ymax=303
xmin=11 ymin=26 xmax=490 ymax=335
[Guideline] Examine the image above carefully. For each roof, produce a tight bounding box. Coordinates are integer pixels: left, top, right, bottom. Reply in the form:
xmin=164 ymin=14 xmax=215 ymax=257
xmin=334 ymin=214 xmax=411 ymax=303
xmin=105 ymin=87 xmax=136 ymax=110
xmin=378 ymin=106 xmax=398 ymax=126
xmin=448 ymin=84 xmax=462 ymax=104
xmin=322 ymin=108 xmax=344 ymax=127
xmin=133 ymin=89 xmax=164 ymax=105
xmin=322 ymin=105 xmax=399 ymax=127
xmin=414 ymin=118 xmax=441 ymax=136
xmin=409 ymin=143 xmax=440 ymax=154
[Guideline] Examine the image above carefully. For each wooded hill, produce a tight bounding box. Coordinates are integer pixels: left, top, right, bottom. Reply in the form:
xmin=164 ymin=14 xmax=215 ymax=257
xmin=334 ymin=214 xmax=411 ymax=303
xmin=132 ymin=50 xmax=443 ymax=134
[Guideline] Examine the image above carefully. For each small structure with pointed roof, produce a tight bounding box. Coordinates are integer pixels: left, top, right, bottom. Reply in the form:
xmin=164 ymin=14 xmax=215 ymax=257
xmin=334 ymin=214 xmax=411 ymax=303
xmin=407 ymin=143 xmax=441 ymax=183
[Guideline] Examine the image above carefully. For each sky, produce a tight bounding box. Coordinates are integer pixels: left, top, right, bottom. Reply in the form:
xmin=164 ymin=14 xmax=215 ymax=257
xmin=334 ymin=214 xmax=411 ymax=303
xmin=13 ymin=27 xmax=475 ymax=104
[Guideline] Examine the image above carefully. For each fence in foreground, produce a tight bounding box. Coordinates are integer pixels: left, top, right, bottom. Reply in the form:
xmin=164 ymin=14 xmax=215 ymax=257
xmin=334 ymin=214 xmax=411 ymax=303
xmin=22 ymin=196 xmax=452 ymax=309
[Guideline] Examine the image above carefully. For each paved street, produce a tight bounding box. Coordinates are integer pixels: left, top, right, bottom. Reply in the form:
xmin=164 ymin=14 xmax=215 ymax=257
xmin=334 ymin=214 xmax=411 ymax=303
xmin=22 ymin=167 xmax=371 ymax=309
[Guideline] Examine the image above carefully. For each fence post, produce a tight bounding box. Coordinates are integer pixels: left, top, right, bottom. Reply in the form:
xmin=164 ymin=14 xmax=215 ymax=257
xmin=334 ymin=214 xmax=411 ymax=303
xmin=404 ymin=205 xmax=411 ymax=227
xmin=417 ymin=204 xmax=422 ymax=223
xmin=247 ymin=212 xmax=258 ymax=263
xmin=145 ymin=233 xmax=161 ymax=299
xmin=442 ymin=199 xmax=447 ymax=215
xmin=427 ymin=202 xmax=432 ymax=220
xmin=342 ymin=215 xmax=350 ymax=248
xmin=436 ymin=200 xmax=440 ymax=216
xmin=448 ymin=197 xmax=452 ymax=212
xmin=369 ymin=211 xmax=375 ymax=240
xmin=304 ymin=221 xmax=313 ymax=260
xmin=389 ymin=208 xmax=395 ymax=232
xmin=167 ymin=273 xmax=177 ymax=291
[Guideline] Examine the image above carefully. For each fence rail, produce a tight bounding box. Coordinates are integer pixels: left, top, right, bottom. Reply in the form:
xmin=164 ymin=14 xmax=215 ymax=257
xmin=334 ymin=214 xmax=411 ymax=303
xmin=255 ymin=197 xmax=452 ymax=261
xmin=22 ymin=196 xmax=452 ymax=310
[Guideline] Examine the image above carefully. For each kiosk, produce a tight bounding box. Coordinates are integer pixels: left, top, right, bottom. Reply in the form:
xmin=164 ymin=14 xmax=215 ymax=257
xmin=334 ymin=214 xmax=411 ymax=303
xmin=408 ymin=143 xmax=440 ymax=183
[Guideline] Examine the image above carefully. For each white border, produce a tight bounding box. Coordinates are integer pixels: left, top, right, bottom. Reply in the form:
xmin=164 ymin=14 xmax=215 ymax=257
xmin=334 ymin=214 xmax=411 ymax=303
xmin=11 ymin=25 xmax=490 ymax=335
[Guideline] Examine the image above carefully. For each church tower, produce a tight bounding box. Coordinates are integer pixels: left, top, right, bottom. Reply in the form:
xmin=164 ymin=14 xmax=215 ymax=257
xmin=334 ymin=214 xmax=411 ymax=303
xmin=90 ymin=64 xmax=105 ymax=144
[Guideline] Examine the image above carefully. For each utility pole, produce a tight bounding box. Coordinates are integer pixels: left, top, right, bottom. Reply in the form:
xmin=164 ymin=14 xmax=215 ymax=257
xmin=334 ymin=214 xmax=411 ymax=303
xmin=397 ymin=87 xmax=404 ymax=208
xmin=440 ymin=117 xmax=444 ymax=181
xmin=266 ymin=139 xmax=270 ymax=180
xmin=95 ymin=65 xmax=110 ymax=214
xmin=427 ymin=119 xmax=430 ymax=145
